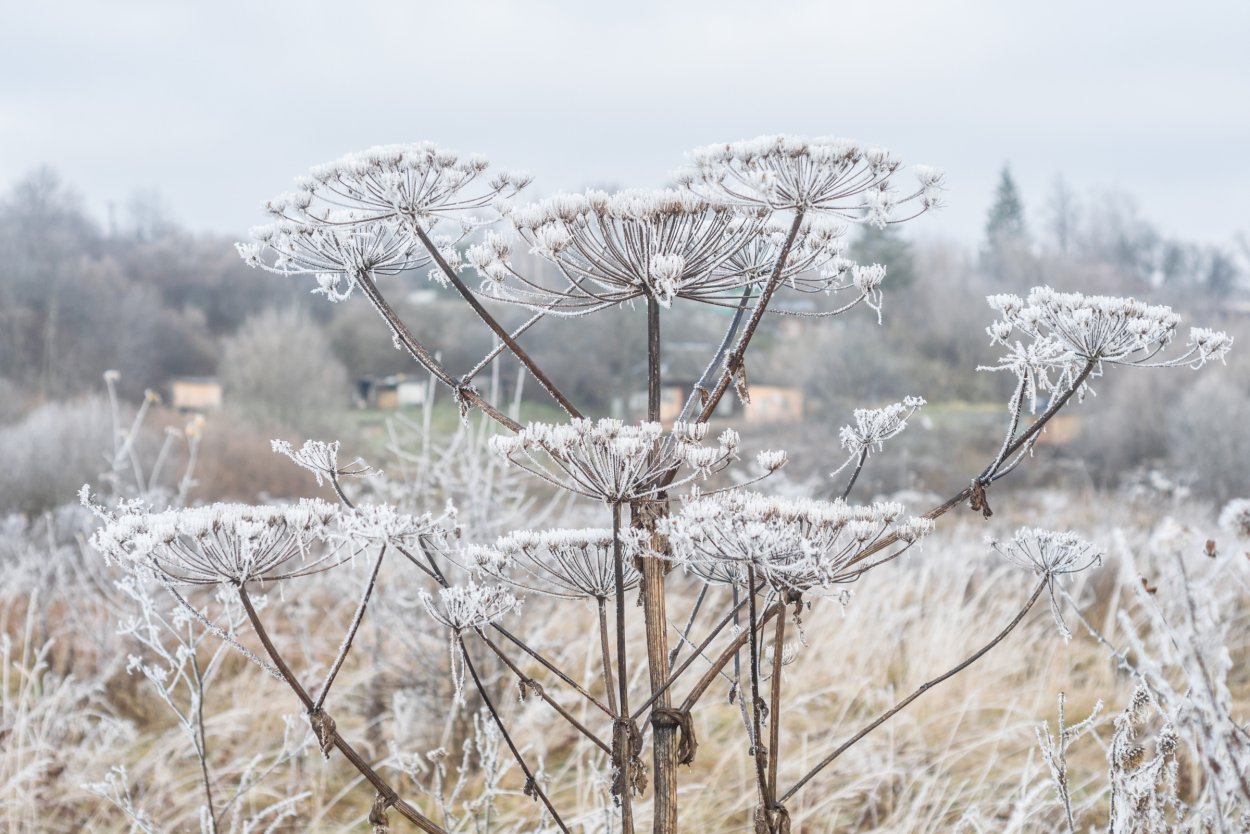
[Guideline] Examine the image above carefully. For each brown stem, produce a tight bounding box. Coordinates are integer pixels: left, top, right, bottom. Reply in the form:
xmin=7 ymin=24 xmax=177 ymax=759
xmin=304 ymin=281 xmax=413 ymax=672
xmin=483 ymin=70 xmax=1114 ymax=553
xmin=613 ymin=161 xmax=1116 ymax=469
xmin=632 ymin=588 xmax=753 ymax=721
xmin=313 ymin=546 xmax=386 ymax=712
xmin=744 ymin=570 xmax=771 ymax=807
xmin=411 ymin=223 xmax=582 ymax=419
xmin=779 ymin=575 xmax=1049 ymax=803
xmin=694 ymin=211 xmax=806 ymax=423
xmin=766 ymin=608 xmax=786 ymax=807
xmin=598 ymin=598 xmax=620 ymax=717
xmin=235 ymin=587 xmax=447 ymax=834
xmin=610 ymin=502 xmax=636 ymax=834
xmin=640 ymin=292 xmax=679 ymax=834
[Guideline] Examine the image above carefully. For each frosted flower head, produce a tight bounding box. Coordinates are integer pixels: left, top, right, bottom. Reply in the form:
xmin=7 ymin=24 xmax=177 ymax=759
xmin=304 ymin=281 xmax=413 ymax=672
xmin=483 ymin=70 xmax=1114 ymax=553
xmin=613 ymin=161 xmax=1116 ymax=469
xmin=681 ymin=134 xmax=941 ymax=222
xmin=981 ymin=287 xmax=1231 ymax=406
xmin=283 ymin=142 xmax=528 ymax=225
xmin=271 ymin=439 xmax=371 ymax=487
xmin=988 ymin=528 xmax=1102 ymax=577
xmin=495 ymin=188 xmax=770 ymax=311
xmin=238 ymin=142 xmax=530 ymax=297
xmin=467 ymin=528 xmax=643 ymax=600
xmin=237 ymin=218 xmax=433 ymax=300
xmin=334 ymin=504 xmax=449 ymax=549
xmin=661 ymin=490 xmax=930 ymax=595
xmin=90 ymin=500 xmax=342 ymax=586
xmin=490 ymin=418 xmax=740 ymax=504
xmin=418 ymin=582 xmax=519 ymax=633
xmin=837 ymin=397 xmax=925 ymax=459
xmin=1218 ymin=499 xmax=1250 ymax=540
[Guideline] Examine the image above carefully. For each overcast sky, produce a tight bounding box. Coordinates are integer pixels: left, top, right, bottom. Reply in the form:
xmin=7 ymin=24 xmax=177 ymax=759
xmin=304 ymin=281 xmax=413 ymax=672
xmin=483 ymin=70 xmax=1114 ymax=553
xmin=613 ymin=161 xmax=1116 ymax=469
xmin=3 ymin=0 xmax=1247 ymax=247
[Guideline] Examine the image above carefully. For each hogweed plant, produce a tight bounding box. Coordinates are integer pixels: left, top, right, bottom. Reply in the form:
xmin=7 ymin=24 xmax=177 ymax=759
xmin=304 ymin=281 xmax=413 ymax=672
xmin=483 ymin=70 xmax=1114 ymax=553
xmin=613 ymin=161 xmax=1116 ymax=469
xmin=88 ymin=135 xmax=1237 ymax=833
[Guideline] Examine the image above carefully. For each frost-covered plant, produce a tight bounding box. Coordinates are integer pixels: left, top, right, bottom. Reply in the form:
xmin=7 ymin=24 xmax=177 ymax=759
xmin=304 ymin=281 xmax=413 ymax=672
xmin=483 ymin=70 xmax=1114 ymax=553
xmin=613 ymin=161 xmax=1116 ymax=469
xmin=80 ymin=133 xmax=1239 ymax=834
xmin=662 ymin=491 xmax=932 ymax=594
xmin=488 ymin=418 xmax=744 ymax=505
xmin=1219 ymin=498 xmax=1250 ymax=540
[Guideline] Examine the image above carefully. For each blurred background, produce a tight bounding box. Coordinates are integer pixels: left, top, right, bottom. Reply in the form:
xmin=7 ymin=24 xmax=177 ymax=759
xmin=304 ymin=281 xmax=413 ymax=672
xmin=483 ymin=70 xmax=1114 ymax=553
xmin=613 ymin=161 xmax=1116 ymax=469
xmin=2 ymin=0 xmax=1248 ymax=515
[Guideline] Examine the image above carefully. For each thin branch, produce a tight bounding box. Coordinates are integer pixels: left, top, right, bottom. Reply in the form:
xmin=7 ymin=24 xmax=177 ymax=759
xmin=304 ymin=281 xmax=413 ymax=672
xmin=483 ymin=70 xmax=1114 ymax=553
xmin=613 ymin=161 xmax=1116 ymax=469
xmin=459 ymin=638 xmax=572 ymax=834
xmin=235 ymin=587 xmax=448 ymax=834
xmin=313 ymin=546 xmax=386 ymax=712
xmin=779 ymin=575 xmax=1049 ymax=803
xmin=411 ymin=223 xmax=582 ymax=419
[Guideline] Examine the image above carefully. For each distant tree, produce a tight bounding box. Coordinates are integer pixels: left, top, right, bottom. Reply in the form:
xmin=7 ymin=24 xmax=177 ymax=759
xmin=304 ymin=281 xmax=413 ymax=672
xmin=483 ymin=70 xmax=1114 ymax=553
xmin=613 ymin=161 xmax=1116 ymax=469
xmin=218 ymin=307 xmax=349 ymax=432
xmin=985 ymin=166 xmax=1028 ymax=245
xmin=982 ymin=165 xmax=1031 ymax=280
xmin=850 ymin=223 xmax=917 ymax=289
xmin=1045 ymin=174 xmax=1080 ymax=256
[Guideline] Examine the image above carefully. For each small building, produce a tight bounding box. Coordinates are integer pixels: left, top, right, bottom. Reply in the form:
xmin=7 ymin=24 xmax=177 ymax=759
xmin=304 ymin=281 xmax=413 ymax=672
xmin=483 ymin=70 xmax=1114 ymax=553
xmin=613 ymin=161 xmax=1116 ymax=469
xmin=626 ymin=380 xmax=803 ymax=426
xmin=1034 ymin=414 xmax=1083 ymax=446
xmin=169 ymin=376 xmax=222 ymax=412
xmin=741 ymin=385 xmax=804 ymax=425
xmin=357 ymin=374 xmax=429 ymax=410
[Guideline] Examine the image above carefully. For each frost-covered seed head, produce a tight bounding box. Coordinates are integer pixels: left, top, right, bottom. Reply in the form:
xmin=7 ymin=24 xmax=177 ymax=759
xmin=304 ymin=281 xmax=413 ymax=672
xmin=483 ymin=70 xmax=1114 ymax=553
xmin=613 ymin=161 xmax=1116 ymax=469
xmin=489 ymin=418 xmax=741 ymax=504
xmin=1218 ymin=499 xmax=1250 ymax=540
xmin=661 ymin=490 xmax=931 ymax=594
xmin=467 ymin=528 xmax=643 ymax=600
xmin=681 ymin=134 xmax=941 ymax=222
xmin=90 ymin=500 xmax=342 ymax=585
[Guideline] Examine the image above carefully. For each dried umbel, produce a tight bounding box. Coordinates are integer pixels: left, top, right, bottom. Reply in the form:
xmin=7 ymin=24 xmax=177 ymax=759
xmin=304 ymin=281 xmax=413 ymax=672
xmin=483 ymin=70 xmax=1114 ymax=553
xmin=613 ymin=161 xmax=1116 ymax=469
xmin=1218 ymin=498 xmax=1250 ymax=540
xmin=333 ymin=503 xmax=450 ymax=550
xmin=90 ymin=500 xmax=342 ymax=586
xmin=484 ymin=188 xmax=770 ymax=310
xmin=236 ymin=142 xmax=531 ymax=299
xmin=465 ymin=528 xmax=644 ymax=600
xmin=988 ymin=527 xmax=1103 ymax=640
xmin=679 ymin=134 xmax=943 ymax=221
xmin=418 ymin=582 xmax=520 ymax=633
xmin=489 ymin=418 xmax=742 ymax=504
xmin=418 ymin=581 xmax=522 ymax=706
xmin=982 ymin=288 xmax=1233 ymax=406
xmin=662 ymin=490 xmax=933 ymax=594
xmin=271 ymin=439 xmax=371 ymax=487
xmin=832 ymin=396 xmax=925 ymax=476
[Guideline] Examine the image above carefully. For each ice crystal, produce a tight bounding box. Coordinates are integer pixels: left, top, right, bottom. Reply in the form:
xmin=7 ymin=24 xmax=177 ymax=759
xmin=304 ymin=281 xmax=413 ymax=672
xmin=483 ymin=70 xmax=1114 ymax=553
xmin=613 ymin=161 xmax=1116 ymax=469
xmin=465 ymin=528 xmax=643 ymax=600
xmin=489 ymin=418 xmax=739 ymax=503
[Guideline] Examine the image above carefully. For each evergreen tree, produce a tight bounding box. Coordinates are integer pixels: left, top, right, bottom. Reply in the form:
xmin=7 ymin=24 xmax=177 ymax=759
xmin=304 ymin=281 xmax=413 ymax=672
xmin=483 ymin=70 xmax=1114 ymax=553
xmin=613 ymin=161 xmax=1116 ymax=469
xmin=850 ymin=222 xmax=916 ymax=290
xmin=982 ymin=165 xmax=1030 ymax=280
xmin=985 ymin=165 xmax=1028 ymax=245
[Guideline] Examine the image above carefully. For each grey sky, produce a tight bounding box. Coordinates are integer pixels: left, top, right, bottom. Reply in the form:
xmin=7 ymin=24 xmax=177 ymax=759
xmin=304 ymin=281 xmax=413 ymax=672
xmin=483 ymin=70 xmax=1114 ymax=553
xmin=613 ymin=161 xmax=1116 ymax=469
xmin=3 ymin=0 xmax=1247 ymax=246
